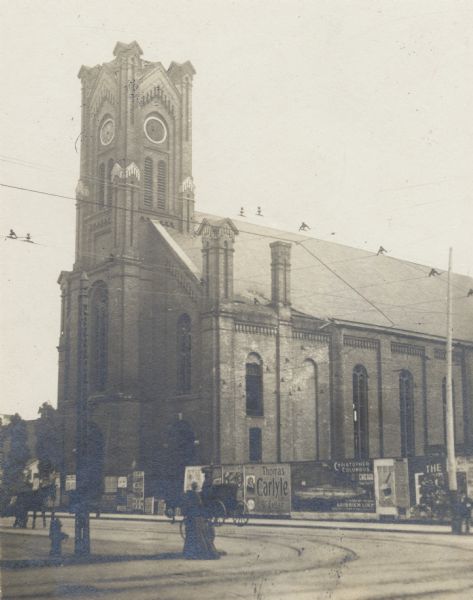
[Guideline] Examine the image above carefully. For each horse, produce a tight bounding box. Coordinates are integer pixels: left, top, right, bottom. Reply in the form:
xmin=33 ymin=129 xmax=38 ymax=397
xmin=11 ymin=483 xmax=57 ymax=529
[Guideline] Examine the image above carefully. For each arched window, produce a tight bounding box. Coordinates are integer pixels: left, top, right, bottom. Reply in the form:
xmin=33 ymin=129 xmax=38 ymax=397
xmin=90 ymin=281 xmax=108 ymax=392
xmin=144 ymin=157 xmax=153 ymax=208
xmin=107 ymin=159 xmax=114 ymax=206
xmin=353 ymin=365 xmax=369 ymax=459
xmin=98 ymin=163 xmax=105 ymax=207
xmin=399 ymin=370 xmax=415 ymax=457
xmin=177 ymin=314 xmax=191 ymax=394
xmin=442 ymin=377 xmax=456 ymax=447
xmin=157 ymin=160 xmax=167 ymax=210
xmin=246 ymin=354 xmax=263 ymax=416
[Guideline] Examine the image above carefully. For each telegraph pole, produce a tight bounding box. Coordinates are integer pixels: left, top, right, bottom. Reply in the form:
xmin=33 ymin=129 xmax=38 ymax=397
xmin=75 ymin=271 xmax=90 ymax=555
xmin=445 ymin=248 xmax=458 ymax=533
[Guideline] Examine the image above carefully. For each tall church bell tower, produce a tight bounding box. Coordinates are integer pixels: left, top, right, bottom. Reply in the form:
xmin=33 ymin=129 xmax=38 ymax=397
xmin=75 ymin=41 xmax=196 ymax=269
xmin=58 ymin=43 xmax=197 ymax=483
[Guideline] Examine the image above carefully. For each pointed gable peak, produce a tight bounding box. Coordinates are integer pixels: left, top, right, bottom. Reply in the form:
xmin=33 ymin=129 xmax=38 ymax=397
xmin=196 ymin=217 xmax=239 ymax=239
xmin=113 ymin=41 xmax=143 ymax=58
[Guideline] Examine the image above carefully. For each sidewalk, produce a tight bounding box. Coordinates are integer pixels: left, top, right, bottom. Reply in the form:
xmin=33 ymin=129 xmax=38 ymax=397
xmin=48 ymin=511 xmax=453 ymax=535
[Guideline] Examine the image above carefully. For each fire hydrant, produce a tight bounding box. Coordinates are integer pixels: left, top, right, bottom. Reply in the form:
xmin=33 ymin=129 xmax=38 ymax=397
xmin=49 ymin=517 xmax=68 ymax=557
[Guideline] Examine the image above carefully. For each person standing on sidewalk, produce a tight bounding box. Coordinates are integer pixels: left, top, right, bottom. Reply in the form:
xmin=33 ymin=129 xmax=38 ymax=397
xmin=182 ymin=482 xmax=220 ymax=560
xmin=458 ymin=492 xmax=473 ymax=534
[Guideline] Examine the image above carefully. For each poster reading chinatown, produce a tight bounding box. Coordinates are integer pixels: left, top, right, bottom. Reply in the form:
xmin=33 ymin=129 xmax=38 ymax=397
xmin=291 ymin=460 xmax=376 ymax=513
xmin=244 ymin=464 xmax=291 ymax=515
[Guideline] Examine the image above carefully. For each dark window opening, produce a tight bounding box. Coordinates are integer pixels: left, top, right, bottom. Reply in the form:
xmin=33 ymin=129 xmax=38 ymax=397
xmin=249 ymin=428 xmax=262 ymax=462
xmin=144 ymin=157 xmax=153 ymax=208
xmin=157 ymin=160 xmax=167 ymax=210
xmin=353 ymin=364 xmax=369 ymax=459
xmin=400 ymin=370 xmax=415 ymax=457
xmin=246 ymin=356 xmax=263 ymax=416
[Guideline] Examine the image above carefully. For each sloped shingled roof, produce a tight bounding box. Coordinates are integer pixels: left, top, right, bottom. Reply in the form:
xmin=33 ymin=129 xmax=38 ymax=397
xmin=159 ymin=212 xmax=473 ymax=342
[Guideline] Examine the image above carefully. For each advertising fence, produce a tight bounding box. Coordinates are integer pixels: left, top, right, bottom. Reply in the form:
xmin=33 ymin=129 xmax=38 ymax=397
xmin=291 ymin=460 xmax=376 ymax=513
xmin=184 ymin=463 xmax=291 ymax=516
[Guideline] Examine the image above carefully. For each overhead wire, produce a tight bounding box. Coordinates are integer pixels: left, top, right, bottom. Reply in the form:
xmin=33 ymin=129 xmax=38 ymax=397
xmin=1 ymin=180 xmax=472 ymax=323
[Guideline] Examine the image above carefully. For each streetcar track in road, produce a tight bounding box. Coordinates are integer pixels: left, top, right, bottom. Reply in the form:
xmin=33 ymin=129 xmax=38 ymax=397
xmin=307 ymin=529 xmax=473 ymax=556
xmin=4 ymin=523 xmax=473 ymax=600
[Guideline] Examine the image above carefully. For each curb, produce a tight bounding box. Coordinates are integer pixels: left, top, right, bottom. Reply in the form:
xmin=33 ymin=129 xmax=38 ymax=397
xmin=42 ymin=512 xmax=453 ymax=536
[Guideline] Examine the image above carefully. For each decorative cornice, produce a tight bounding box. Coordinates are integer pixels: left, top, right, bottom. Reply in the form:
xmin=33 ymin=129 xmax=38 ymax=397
xmin=235 ymin=322 xmax=277 ymax=336
xmin=180 ymin=176 xmax=195 ymax=194
xmin=434 ymin=348 xmax=462 ymax=362
xmin=197 ymin=218 xmax=239 ymax=242
xmin=125 ymin=162 xmax=141 ymax=180
xmin=75 ymin=180 xmax=90 ymax=199
xmin=91 ymin=85 xmax=117 ymax=118
xmin=138 ymin=83 xmax=176 ymax=116
xmin=88 ymin=214 xmax=112 ymax=231
xmin=343 ymin=335 xmax=379 ymax=351
xmin=293 ymin=330 xmax=331 ymax=344
xmin=111 ymin=161 xmax=141 ymax=181
xmin=391 ymin=341 xmax=425 ymax=357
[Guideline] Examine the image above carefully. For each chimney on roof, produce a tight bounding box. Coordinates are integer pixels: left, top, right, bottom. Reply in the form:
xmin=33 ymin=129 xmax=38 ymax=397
xmin=270 ymin=242 xmax=291 ymax=307
xmin=197 ymin=218 xmax=238 ymax=306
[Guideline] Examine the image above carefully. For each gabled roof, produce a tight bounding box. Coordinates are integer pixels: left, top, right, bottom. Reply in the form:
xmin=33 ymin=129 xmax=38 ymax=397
xmin=161 ymin=212 xmax=473 ymax=342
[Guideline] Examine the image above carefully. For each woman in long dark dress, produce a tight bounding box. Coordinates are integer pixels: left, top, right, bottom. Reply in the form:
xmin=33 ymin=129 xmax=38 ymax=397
xmin=182 ymin=482 xmax=220 ymax=560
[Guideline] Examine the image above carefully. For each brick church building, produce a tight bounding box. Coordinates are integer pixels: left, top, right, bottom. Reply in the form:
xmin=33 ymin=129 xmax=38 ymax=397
xmin=57 ymin=42 xmax=473 ymax=500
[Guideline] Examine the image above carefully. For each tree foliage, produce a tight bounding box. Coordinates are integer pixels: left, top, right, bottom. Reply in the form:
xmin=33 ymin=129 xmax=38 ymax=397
xmin=36 ymin=402 xmax=62 ymax=480
xmin=0 ymin=414 xmax=31 ymax=511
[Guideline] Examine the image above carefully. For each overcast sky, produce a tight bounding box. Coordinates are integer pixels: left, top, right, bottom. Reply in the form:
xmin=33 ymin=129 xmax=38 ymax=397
xmin=1 ymin=0 xmax=472 ymax=419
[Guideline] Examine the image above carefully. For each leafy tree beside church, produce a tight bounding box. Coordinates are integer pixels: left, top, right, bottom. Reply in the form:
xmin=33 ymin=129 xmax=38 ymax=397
xmin=0 ymin=414 xmax=31 ymax=512
xmin=36 ymin=402 xmax=62 ymax=481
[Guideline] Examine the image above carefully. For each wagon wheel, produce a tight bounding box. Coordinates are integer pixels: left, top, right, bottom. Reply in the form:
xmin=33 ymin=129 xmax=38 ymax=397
xmin=209 ymin=499 xmax=226 ymax=526
xmin=165 ymin=505 xmax=176 ymax=520
xmin=232 ymin=501 xmax=249 ymax=527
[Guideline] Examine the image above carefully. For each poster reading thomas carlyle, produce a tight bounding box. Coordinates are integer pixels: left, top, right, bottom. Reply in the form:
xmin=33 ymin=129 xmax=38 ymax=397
xmin=1 ymin=1 xmax=473 ymax=599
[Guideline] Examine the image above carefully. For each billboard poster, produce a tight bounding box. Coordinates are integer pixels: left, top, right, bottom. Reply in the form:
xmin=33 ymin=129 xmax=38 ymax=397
xmin=373 ymin=459 xmax=409 ymax=515
xmin=183 ymin=465 xmax=207 ymax=491
xmin=409 ymin=457 xmax=449 ymax=518
xmin=291 ymin=460 xmax=375 ymax=513
xmin=128 ymin=470 xmax=145 ymax=512
xmin=222 ymin=465 xmax=244 ymax=500
xmin=456 ymin=456 xmax=473 ymax=496
xmin=65 ymin=474 xmax=76 ymax=491
xmin=243 ymin=464 xmax=291 ymax=515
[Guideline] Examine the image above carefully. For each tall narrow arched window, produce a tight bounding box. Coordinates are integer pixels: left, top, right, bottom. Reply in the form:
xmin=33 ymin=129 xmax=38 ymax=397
xmin=177 ymin=314 xmax=191 ymax=394
xmin=90 ymin=281 xmax=108 ymax=392
xmin=442 ymin=377 xmax=456 ymax=447
xmin=246 ymin=354 xmax=263 ymax=416
xmin=353 ymin=365 xmax=369 ymax=459
xmin=157 ymin=160 xmax=167 ymax=210
xmin=399 ymin=370 xmax=415 ymax=457
xmin=98 ymin=163 xmax=105 ymax=207
xmin=107 ymin=159 xmax=114 ymax=206
xmin=144 ymin=157 xmax=153 ymax=208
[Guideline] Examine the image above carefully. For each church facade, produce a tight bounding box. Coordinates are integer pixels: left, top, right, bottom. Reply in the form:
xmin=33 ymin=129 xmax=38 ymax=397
xmin=57 ymin=42 xmax=473 ymax=500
